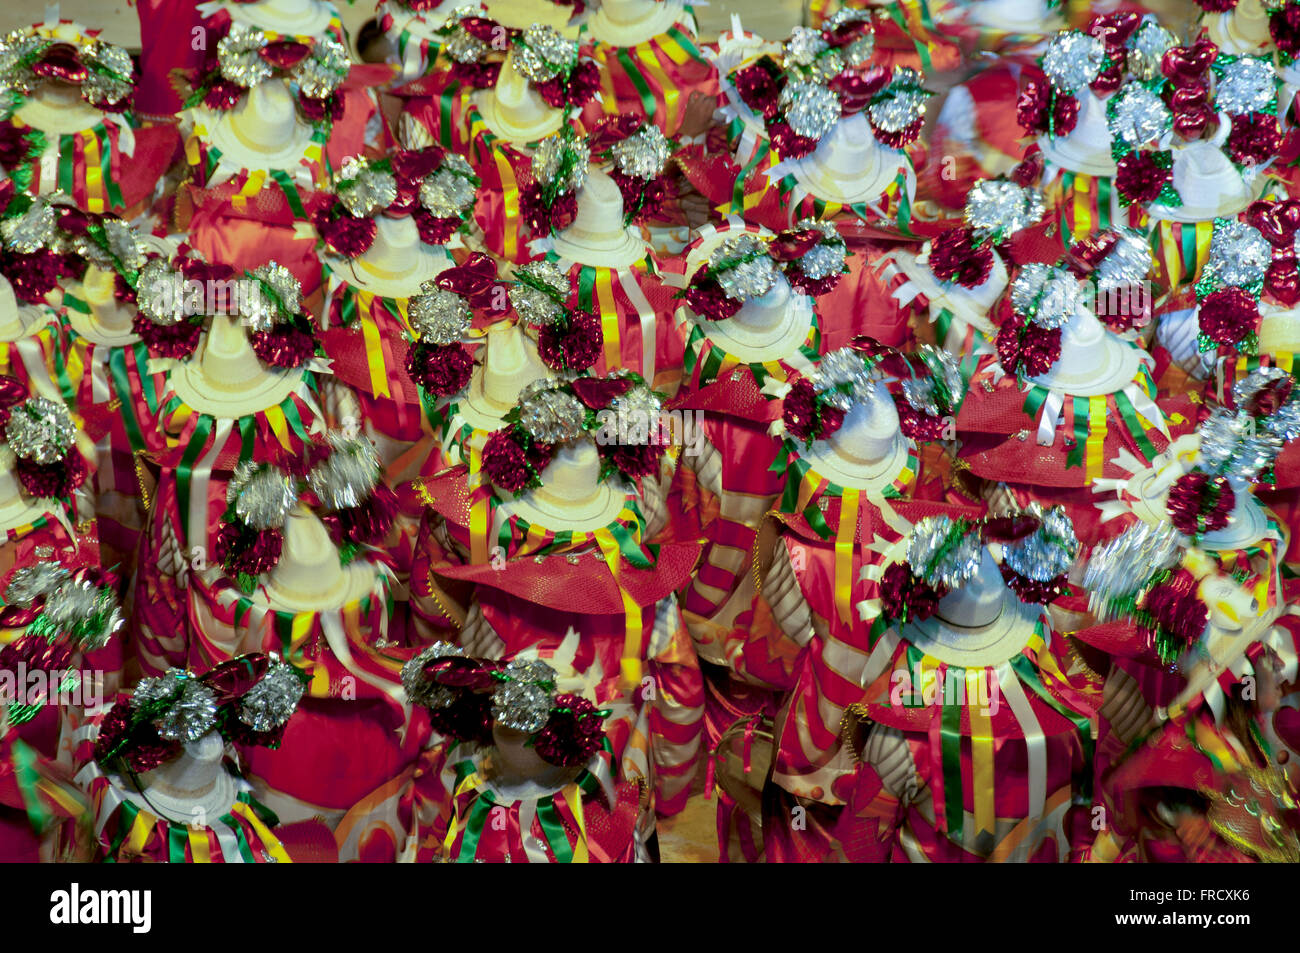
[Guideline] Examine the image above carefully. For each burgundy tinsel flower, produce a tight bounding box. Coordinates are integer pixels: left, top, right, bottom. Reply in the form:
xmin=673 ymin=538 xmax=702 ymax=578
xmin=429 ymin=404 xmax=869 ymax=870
xmin=605 ymin=442 xmax=663 ymax=479
xmin=565 ymin=60 xmax=601 ymax=108
xmin=878 ymin=561 xmax=944 ymax=625
xmin=610 ymin=170 xmax=662 ymax=225
xmin=534 ymin=77 xmax=568 ymax=109
xmin=0 ymin=122 xmax=34 ymax=168
xmin=734 ymin=61 xmax=781 ymax=119
xmin=406 ymin=341 xmax=474 ymax=395
xmin=871 ymin=117 xmax=925 ymax=150
xmin=1194 ymin=0 xmax=1238 ymax=10
xmin=413 ymin=208 xmax=461 ymax=246
xmin=682 ymin=274 xmax=741 ymax=322
xmin=296 ymin=93 xmax=343 ymax=123
xmin=0 ymin=636 xmax=74 ymax=690
xmin=786 ymin=267 xmax=842 ymax=297
xmin=4 ymin=250 xmax=71 ymax=304
xmin=1115 ymin=151 xmax=1172 ymax=205
xmin=520 ymin=185 xmax=578 ymax=235
xmin=1167 ymin=471 xmax=1235 ymax=535
xmin=999 ymin=565 xmax=1069 ymax=604
xmin=537 ymin=309 xmax=601 ymax=372
xmin=895 ymin=398 xmax=947 ymax=443
xmin=429 ymin=692 xmax=495 ymax=745
xmin=313 ymin=206 xmax=377 ymax=257
xmin=449 ymin=60 xmax=501 ymax=89
xmin=1198 ymin=286 xmax=1259 ymax=347
xmin=482 ymin=430 xmax=533 ymax=493
xmin=1144 ymin=567 xmax=1209 ymax=662
xmin=782 ymin=377 xmax=844 ymax=444
xmin=250 ymin=324 xmax=316 ymax=369
xmin=114 ymin=273 xmax=137 ymax=305
xmin=15 ymin=454 xmax=87 ymax=499
xmin=93 ymin=700 xmax=183 ymax=774
xmin=1017 ymin=79 xmax=1078 ymax=137
xmin=929 ymin=227 xmax=994 ymax=288
xmin=335 ymin=483 xmax=399 ymax=546
xmin=204 ymin=80 xmax=246 ymax=110
xmin=532 ymin=694 xmax=605 ymax=767
xmin=996 ymin=320 xmax=1061 ymax=377
xmin=132 ymin=315 xmax=203 ymax=359
xmin=1272 ymin=5 xmax=1300 ymax=59
xmin=767 ymin=120 xmax=819 ymax=159
xmin=214 ymin=522 xmax=284 ymax=578
xmin=1227 ymin=112 xmax=1283 ymax=166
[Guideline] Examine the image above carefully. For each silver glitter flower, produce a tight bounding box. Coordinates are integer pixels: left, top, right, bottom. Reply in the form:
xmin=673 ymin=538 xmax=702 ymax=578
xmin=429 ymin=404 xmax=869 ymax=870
xmin=100 ymin=218 xmax=148 ymax=272
xmin=42 ymin=576 xmax=122 ymax=650
xmin=784 ymin=27 xmax=829 ymax=68
xmin=1 ymin=196 xmax=57 ymax=254
xmin=906 ymin=515 xmax=982 ymax=590
xmin=307 ymin=431 xmax=381 ymax=510
xmin=1011 ymin=263 xmax=1084 ymax=329
xmin=227 ymin=461 xmax=296 ymax=531
xmin=1127 ymin=20 xmax=1175 ymax=82
xmin=491 ymin=658 xmax=557 ymax=732
xmin=136 ymin=259 xmax=189 ymax=326
xmin=1042 ymin=30 xmax=1105 ymax=94
xmin=609 ymin=381 xmax=663 ymax=434
xmin=1216 ymin=56 xmax=1277 ymax=117
xmin=401 ymin=642 xmax=464 ymax=709
xmin=964 ymin=179 xmax=1044 ymax=245
xmin=445 ymin=25 xmax=488 ymax=64
xmin=813 ymin=347 xmax=876 ymax=411
xmin=409 ymin=283 xmax=472 ymax=344
xmin=238 ymin=657 xmax=305 ymax=731
xmin=1093 ymin=227 xmax=1153 ymax=295
xmin=510 ymin=260 xmax=568 ymax=327
xmin=780 ymin=80 xmax=841 ymax=141
xmin=611 ymin=124 xmax=671 ymax=181
xmin=295 ymin=36 xmax=350 ymax=100
xmin=217 ymin=25 xmax=272 ymax=88
xmin=154 ymin=678 xmax=220 ymax=743
xmin=1204 ymin=220 xmax=1272 ymax=288
xmin=4 ymin=564 xmax=69 ymax=606
xmin=82 ymin=39 xmax=135 ymax=107
xmin=131 ymin=670 xmax=190 ymax=709
xmin=903 ymin=345 xmax=963 ymax=419
xmin=708 ymin=233 xmax=778 ymax=302
xmin=869 ymin=69 xmax=931 ymax=135
xmin=516 ymin=381 xmax=587 ymax=444
xmin=1108 ymin=83 xmax=1171 ymax=150
xmin=1238 ymin=367 xmax=1300 ymax=443
xmin=796 ymin=219 xmax=847 ymax=280
xmin=5 ymin=398 xmax=75 ymax=465
xmin=1000 ymin=503 xmax=1079 ymax=582
xmin=0 ymin=33 xmax=49 ymax=97
xmin=419 ymin=163 xmax=477 ymax=219
xmin=243 ymin=261 xmax=302 ymax=331
xmin=337 ymin=158 xmax=398 ymax=218
xmin=532 ymin=132 xmax=589 ymax=193
xmin=1083 ymin=520 xmax=1182 ymax=618
xmin=512 ymin=25 xmax=575 ymax=83
xmin=822 ymin=10 xmax=876 ymax=68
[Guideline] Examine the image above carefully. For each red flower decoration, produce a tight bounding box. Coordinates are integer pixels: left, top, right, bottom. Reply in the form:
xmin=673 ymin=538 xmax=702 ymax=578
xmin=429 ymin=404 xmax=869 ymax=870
xmin=1198 ymin=286 xmax=1259 ymax=347
xmin=879 ymin=561 xmax=945 ymax=624
xmin=406 ymin=342 xmax=474 ymax=396
xmin=483 ymin=430 xmax=533 ymax=493
xmin=313 ymin=206 xmax=377 ymax=258
xmin=1115 ymin=151 xmax=1172 ymax=205
xmin=204 ymin=80 xmax=245 ymax=110
xmin=895 ymin=397 xmax=947 ymax=443
xmin=537 ymin=309 xmax=601 ymax=371
xmin=259 ymin=41 xmax=311 ymax=69
xmin=1194 ymin=0 xmax=1238 ymax=10
xmin=1017 ymin=78 xmax=1078 ymax=137
xmin=767 ymin=121 xmax=819 ymax=159
xmin=413 ymin=207 xmax=461 ymax=246
xmin=15 ymin=454 xmax=87 ymax=499
xmin=532 ymin=694 xmax=605 ymax=767
xmin=782 ymin=377 xmax=845 ymax=444
xmin=682 ymin=274 xmax=741 ymax=322
xmin=0 ymin=122 xmax=35 ymax=168
xmin=132 ymin=315 xmax=203 ymax=359
xmin=1227 ymin=112 xmax=1282 ymax=166
xmin=733 ymin=61 xmax=781 ymax=119
xmin=604 ymin=442 xmax=662 ymax=479
xmin=929 ymin=227 xmax=993 ymax=288
xmin=1272 ymin=5 xmax=1300 ymax=59
xmin=214 ymin=523 xmax=284 ymax=578
xmin=250 ymin=323 xmax=316 ymax=369
xmin=996 ymin=320 xmax=1061 ymax=377
xmin=571 ymin=376 xmax=633 ymax=410
xmin=3 ymin=249 xmax=71 ymax=304
xmin=1167 ymin=471 xmax=1235 ymax=536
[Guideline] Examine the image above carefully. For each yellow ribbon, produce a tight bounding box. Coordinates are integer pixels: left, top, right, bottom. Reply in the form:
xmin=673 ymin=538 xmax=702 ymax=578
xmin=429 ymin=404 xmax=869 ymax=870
xmin=569 ymin=785 xmax=590 ymax=863
xmin=230 ymin=801 xmax=293 ymax=863
xmin=1085 ymin=395 xmax=1107 ymax=481
xmin=595 ymin=526 xmax=643 ymax=694
xmin=468 ymin=438 xmax=489 ymax=564
xmin=189 ymin=826 xmax=211 ymax=863
xmin=359 ymin=300 xmax=391 ymax=399
xmin=1071 ymin=172 xmax=1093 ymax=239
xmin=834 ymin=488 xmax=859 ymax=624
xmin=82 ymin=131 xmax=104 ymax=214
xmin=967 ymin=667 xmax=996 ymax=838
xmin=596 ymin=267 xmax=620 ymax=371
xmin=444 ymin=770 xmax=486 ymax=854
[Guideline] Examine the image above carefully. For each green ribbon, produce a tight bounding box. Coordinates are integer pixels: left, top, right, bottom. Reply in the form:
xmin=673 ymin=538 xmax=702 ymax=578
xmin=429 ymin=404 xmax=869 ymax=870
xmin=174 ymin=415 xmax=215 ymax=548
xmin=270 ymin=169 xmax=306 ymax=219
xmin=1112 ymin=388 xmax=1157 ymax=461
xmin=10 ymin=737 xmax=52 ymax=834
xmin=454 ymin=790 xmax=495 ymax=862
xmin=732 ymin=140 xmax=770 ymax=215
xmin=666 ymin=25 xmax=703 ymax=62
xmin=615 ymin=49 xmax=657 ymax=118
xmin=1065 ymin=395 xmax=1088 ymax=469
xmin=57 ymin=132 xmax=74 ymax=195
xmin=535 ymin=795 xmax=574 ymax=862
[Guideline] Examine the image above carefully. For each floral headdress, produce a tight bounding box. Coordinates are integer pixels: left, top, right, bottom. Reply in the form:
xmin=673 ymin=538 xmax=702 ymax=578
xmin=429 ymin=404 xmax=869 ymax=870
xmin=1194 ymin=203 xmax=1300 ymax=354
xmin=481 ymin=374 xmax=667 ymax=495
xmin=1164 ymin=366 xmax=1299 ymax=538
xmin=878 ymin=508 xmax=1080 ymax=627
xmin=679 ymin=226 xmax=847 ymax=322
xmin=312 ymin=148 xmax=479 ymax=258
xmin=180 ymin=23 xmax=349 ymax=128
xmin=0 ymin=24 xmax=134 ymax=114
xmin=994 ymin=262 xmax=1084 ymax=378
xmin=2 ymin=387 xmax=88 ymax=500
xmin=0 ymin=561 xmax=122 ymax=728
xmin=927 ymin=176 xmax=1044 ymax=290
xmin=508 ymin=259 xmax=600 ymax=372
xmin=728 ymin=13 xmax=929 ymax=158
xmin=402 ymin=645 xmax=609 ymax=768
xmin=215 ymin=431 xmax=398 ymax=593
xmin=0 ymin=188 xmax=149 ymax=304
xmin=93 ymin=654 xmax=308 ymax=774
xmin=405 ymin=252 xmax=499 ymax=396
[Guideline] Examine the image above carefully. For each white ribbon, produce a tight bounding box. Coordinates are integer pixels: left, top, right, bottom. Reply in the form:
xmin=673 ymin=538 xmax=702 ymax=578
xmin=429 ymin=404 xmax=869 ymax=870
xmin=188 ymin=417 xmax=234 ymax=558
xmin=996 ymin=663 xmax=1046 ymax=845
xmin=618 ymin=268 xmax=657 ymax=383
xmin=1034 ymin=387 xmax=1065 ymax=447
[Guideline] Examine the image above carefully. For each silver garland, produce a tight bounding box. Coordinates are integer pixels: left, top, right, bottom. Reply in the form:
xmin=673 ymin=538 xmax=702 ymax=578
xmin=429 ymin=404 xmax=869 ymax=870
xmin=420 ymin=156 xmax=477 ymax=219
xmin=155 ymin=678 xmax=219 ymax=743
xmin=99 ymin=218 xmax=149 ymax=273
xmin=308 ymin=431 xmax=380 ymax=510
xmin=813 ymin=347 xmax=876 ymax=411
xmin=906 ymin=514 xmax=982 ymax=590
xmin=5 ymin=397 xmax=75 ymax=464
xmin=1127 ymin=20 xmax=1175 ymax=82
xmin=1094 ymin=226 xmax=1153 ymax=294
xmin=227 ymin=461 xmax=296 ymax=531
xmin=0 ymin=32 xmax=50 ymax=97
xmin=783 ymin=27 xmax=829 ymax=69
xmin=238 ymin=656 xmax=305 ymax=731
xmin=1 ymin=195 xmax=58 ymax=254
xmin=295 ymin=35 xmax=349 ymax=100
xmin=869 ymin=69 xmax=930 ymax=136
xmin=512 ymin=25 xmax=575 ymax=83
xmin=965 ymin=179 xmax=1044 ymax=245
xmin=337 ymin=157 xmax=398 ymax=218
xmin=510 ymin=260 xmax=568 ymax=327
xmin=516 ymin=381 xmax=587 ymax=445
xmin=409 ymin=282 xmax=472 ymax=344
xmin=1082 ymin=520 xmax=1182 ymax=620
xmin=780 ymin=80 xmax=841 ymax=141
xmin=823 ymin=9 xmax=875 ymax=67
xmin=1108 ymin=83 xmax=1171 ymax=150
xmin=401 ymin=642 xmax=464 ymax=709
xmin=796 ymin=219 xmax=847 ymax=280
xmin=1236 ymin=367 xmax=1300 ymax=442
xmin=532 ymin=132 xmax=589 ymax=194
xmin=4 ymin=563 xmax=69 ymax=606
xmin=611 ymin=124 xmax=671 ymax=181
xmin=444 ymin=24 xmax=488 ymax=65
xmin=1216 ymin=55 xmax=1278 ymax=117
xmin=135 ymin=258 xmax=188 ymax=326
xmin=243 ymin=261 xmax=302 ymax=332
xmin=1203 ymin=220 xmax=1272 ymax=288
xmin=903 ymin=344 xmax=963 ymax=418
xmin=1000 ymin=503 xmax=1079 ymax=582
xmin=1042 ymin=30 xmax=1105 ymax=94
xmin=217 ymin=24 xmax=273 ymax=89
xmin=709 ymin=233 xmax=778 ymax=302
xmin=1011 ymin=263 xmax=1084 ymax=330
xmin=41 ymin=576 xmax=123 ymax=650
xmin=491 ymin=658 xmax=557 ymax=733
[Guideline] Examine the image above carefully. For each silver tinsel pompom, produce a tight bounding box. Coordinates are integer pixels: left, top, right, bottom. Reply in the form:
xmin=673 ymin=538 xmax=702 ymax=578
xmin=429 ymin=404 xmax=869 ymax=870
xmin=1042 ymin=30 xmax=1105 ymax=94
xmin=780 ymin=80 xmax=841 ymax=141
xmin=783 ymin=26 xmax=829 ymax=68
xmin=1 ymin=195 xmax=57 ymax=254
xmin=82 ymin=39 xmax=135 ymax=106
xmin=491 ymin=658 xmax=557 ymax=733
xmin=1011 ymin=263 xmax=1084 ymax=329
xmin=0 ymin=33 xmax=48 ymax=97
xmin=135 ymin=259 xmax=187 ymax=326
xmin=445 ymin=25 xmax=488 ymax=64
xmin=513 ymin=25 xmax=575 ymax=83
xmin=308 ymin=431 xmax=381 ymax=510
xmin=1108 ymin=83 xmax=1171 ymax=150
xmin=42 ymin=577 xmax=123 ymax=650
xmin=1000 ymin=503 xmax=1079 ymax=582
xmin=6 ymin=397 xmax=75 ymax=465
xmin=609 ymin=380 xmax=663 ymax=433
xmin=401 ymin=642 xmax=464 ymax=709
xmin=132 ymin=670 xmax=189 ymax=710
xmin=796 ymin=220 xmax=846 ymax=280
xmin=822 ymin=9 xmax=876 ymax=67
xmin=409 ymin=283 xmax=472 ymax=344
xmin=1236 ymin=367 xmax=1300 ymax=442
xmin=154 ymin=678 xmax=220 ymax=743
xmin=337 ymin=158 xmax=398 ymax=218
xmin=906 ymin=515 xmax=982 ymax=590
xmin=1082 ymin=520 xmax=1182 ymax=619
xmin=4 ymin=563 xmax=69 ymax=606
xmin=510 ymin=260 xmax=568 ymax=327
xmin=227 ymin=461 xmax=296 ymax=531
xmin=217 ymin=25 xmax=271 ymax=88
xmin=1216 ymin=56 xmax=1277 ymax=117
xmin=238 ymin=656 xmax=305 ymax=731
xmin=813 ymin=347 xmax=875 ymax=411
xmin=243 ymin=261 xmax=302 ymax=332
xmin=709 ymin=233 xmax=778 ymax=302
xmin=420 ymin=163 xmax=477 ymax=219
xmin=1204 ymin=220 xmax=1272 ymax=288
xmin=611 ymin=124 xmax=671 ymax=181
xmin=1094 ymin=227 xmax=1153 ymax=294
xmin=965 ymin=179 xmax=1044 ymax=245
xmin=869 ymin=69 xmax=930 ymax=134
xmin=1127 ymin=20 xmax=1175 ymax=82
xmin=100 ymin=218 xmax=148 ymax=272
xmin=516 ymin=382 xmax=587 ymax=444
xmin=296 ymin=36 xmax=349 ymax=100
xmin=531 ymin=132 xmax=589 ymax=193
